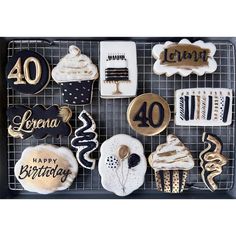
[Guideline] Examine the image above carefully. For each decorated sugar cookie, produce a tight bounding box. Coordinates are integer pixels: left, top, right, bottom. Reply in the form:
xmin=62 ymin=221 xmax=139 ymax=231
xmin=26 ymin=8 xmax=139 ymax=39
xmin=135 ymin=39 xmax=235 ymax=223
xmin=199 ymin=132 xmax=228 ymax=192
xmin=149 ymin=134 xmax=194 ymax=193
xmin=14 ymin=144 xmax=78 ymax=194
xmin=71 ymin=110 xmax=99 ymax=169
xmin=127 ymin=93 xmax=171 ymax=136
xmin=175 ymin=88 xmax=232 ymax=126
xmin=100 ymin=41 xmax=137 ymax=98
xmin=7 ymin=105 xmax=72 ymax=139
xmin=98 ymin=134 xmax=147 ymax=196
xmin=6 ymin=50 xmax=50 ymax=94
xmin=152 ymin=39 xmax=217 ymax=77
xmin=52 ymin=45 xmax=99 ymax=105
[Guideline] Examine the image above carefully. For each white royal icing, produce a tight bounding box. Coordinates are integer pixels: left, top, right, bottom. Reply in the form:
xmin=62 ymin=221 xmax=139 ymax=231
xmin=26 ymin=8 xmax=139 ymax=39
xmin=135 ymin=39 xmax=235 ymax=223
xmin=52 ymin=45 xmax=98 ymax=83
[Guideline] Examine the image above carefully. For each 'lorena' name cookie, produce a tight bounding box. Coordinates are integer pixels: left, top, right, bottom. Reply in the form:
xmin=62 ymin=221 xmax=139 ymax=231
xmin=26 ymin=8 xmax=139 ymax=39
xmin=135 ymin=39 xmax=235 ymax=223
xmin=8 ymin=105 xmax=72 ymax=139
xmin=6 ymin=50 xmax=51 ymax=94
xmin=152 ymin=39 xmax=217 ymax=77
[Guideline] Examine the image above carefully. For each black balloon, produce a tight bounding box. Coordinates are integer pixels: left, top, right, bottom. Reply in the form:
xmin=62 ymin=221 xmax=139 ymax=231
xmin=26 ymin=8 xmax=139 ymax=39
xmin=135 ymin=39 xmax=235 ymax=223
xmin=128 ymin=153 xmax=141 ymax=169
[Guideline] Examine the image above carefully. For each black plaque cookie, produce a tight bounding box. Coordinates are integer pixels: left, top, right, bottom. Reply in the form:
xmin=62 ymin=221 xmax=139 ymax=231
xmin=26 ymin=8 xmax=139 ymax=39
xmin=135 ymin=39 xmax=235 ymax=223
xmin=8 ymin=105 xmax=72 ymax=139
xmin=6 ymin=50 xmax=50 ymax=94
xmin=71 ymin=110 xmax=99 ymax=169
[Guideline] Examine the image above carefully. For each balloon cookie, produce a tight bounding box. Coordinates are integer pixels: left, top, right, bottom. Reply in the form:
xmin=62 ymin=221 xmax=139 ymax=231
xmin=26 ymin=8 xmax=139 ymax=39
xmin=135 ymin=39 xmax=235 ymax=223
xmin=7 ymin=105 xmax=72 ymax=139
xmin=149 ymin=134 xmax=194 ymax=193
xmin=6 ymin=50 xmax=50 ymax=94
xmin=14 ymin=144 xmax=78 ymax=194
xmin=71 ymin=110 xmax=99 ymax=169
xmin=199 ymin=132 xmax=228 ymax=192
xmin=98 ymin=134 xmax=147 ymax=196
xmin=127 ymin=93 xmax=171 ymax=136
xmin=52 ymin=45 xmax=98 ymax=105
xmin=152 ymin=39 xmax=217 ymax=77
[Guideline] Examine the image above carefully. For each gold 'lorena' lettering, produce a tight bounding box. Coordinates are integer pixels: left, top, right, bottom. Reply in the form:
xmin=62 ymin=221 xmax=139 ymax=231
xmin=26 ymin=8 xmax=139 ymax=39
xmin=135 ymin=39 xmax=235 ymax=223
xmin=12 ymin=110 xmax=60 ymax=133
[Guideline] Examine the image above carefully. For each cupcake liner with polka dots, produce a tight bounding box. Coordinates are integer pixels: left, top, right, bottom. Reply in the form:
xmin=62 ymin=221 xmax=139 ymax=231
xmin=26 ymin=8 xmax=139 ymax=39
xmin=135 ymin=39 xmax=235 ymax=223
xmin=60 ymin=80 xmax=95 ymax=105
xmin=155 ymin=170 xmax=188 ymax=193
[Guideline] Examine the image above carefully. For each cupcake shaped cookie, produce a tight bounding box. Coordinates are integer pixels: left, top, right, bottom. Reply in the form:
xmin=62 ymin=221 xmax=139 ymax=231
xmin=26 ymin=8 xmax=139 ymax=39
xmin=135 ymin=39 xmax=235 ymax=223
xmin=149 ymin=134 xmax=194 ymax=193
xmin=52 ymin=45 xmax=99 ymax=105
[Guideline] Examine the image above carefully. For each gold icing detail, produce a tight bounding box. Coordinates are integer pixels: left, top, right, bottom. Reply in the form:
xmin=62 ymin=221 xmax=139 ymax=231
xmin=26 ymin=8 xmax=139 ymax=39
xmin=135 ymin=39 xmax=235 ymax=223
xmin=104 ymin=80 xmax=131 ymax=95
xmin=8 ymin=125 xmax=24 ymax=139
xmin=172 ymin=170 xmax=179 ymax=193
xmin=196 ymin=95 xmax=201 ymax=120
xmin=159 ymin=44 xmax=210 ymax=68
xmin=200 ymin=132 xmax=228 ymax=191
xmin=117 ymin=145 xmax=130 ymax=160
xmin=163 ymin=170 xmax=171 ymax=193
xmin=155 ymin=171 xmax=163 ymax=191
xmin=59 ymin=106 xmax=72 ymax=122
xmin=24 ymin=57 xmax=42 ymax=85
xmin=7 ymin=58 xmax=25 ymax=84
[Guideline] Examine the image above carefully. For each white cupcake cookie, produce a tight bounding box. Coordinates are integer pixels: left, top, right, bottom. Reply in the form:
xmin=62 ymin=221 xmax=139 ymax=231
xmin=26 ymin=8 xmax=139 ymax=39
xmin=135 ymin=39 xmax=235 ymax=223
xmin=98 ymin=134 xmax=147 ymax=196
xmin=152 ymin=39 xmax=217 ymax=77
xmin=14 ymin=144 xmax=78 ymax=194
xmin=52 ymin=45 xmax=99 ymax=105
xmin=71 ymin=110 xmax=99 ymax=170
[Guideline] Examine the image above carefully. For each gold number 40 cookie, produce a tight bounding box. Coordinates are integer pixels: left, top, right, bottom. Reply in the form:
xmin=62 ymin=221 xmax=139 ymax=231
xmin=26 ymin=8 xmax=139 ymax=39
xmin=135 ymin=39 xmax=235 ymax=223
xmin=6 ymin=50 xmax=51 ymax=94
xmin=127 ymin=93 xmax=171 ymax=136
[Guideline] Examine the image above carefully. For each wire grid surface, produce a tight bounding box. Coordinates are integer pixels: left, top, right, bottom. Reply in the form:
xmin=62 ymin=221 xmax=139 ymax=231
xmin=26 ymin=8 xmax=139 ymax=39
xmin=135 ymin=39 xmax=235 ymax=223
xmin=7 ymin=39 xmax=236 ymax=193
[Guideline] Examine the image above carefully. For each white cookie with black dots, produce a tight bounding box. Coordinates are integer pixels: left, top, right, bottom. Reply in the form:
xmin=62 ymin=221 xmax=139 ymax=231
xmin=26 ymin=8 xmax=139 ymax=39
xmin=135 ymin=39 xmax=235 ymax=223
xmin=98 ymin=134 xmax=147 ymax=196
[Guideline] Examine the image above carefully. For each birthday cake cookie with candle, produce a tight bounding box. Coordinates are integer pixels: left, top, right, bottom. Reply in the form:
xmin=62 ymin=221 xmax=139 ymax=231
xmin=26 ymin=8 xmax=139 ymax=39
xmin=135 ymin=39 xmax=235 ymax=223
xmin=6 ymin=50 xmax=51 ymax=94
xmin=152 ymin=39 xmax=217 ymax=77
xmin=52 ymin=45 xmax=99 ymax=105
xmin=7 ymin=105 xmax=72 ymax=139
xmin=71 ymin=110 xmax=99 ymax=170
xmin=175 ymin=88 xmax=232 ymax=126
xmin=14 ymin=144 xmax=78 ymax=194
xmin=98 ymin=134 xmax=147 ymax=196
xmin=100 ymin=41 xmax=137 ymax=98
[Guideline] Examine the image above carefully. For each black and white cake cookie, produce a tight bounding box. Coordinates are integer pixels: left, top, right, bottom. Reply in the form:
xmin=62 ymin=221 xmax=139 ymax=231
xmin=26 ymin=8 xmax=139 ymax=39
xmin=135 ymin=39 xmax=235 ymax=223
xmin=7 ymin=105 xmax=72 ymax=139
xmin=71 ymin=110 xmax=98 ymax=169
xmin=6 ymin=50 xmax=50 ymax=94
xmin=100 ymin=41 xmax=137 ymax=98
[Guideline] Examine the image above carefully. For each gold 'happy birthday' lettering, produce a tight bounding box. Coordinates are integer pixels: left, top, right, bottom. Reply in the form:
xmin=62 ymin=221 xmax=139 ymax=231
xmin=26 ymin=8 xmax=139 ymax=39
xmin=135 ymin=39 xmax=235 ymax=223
xmin=12 ymin=110 xmax=60 ymax=133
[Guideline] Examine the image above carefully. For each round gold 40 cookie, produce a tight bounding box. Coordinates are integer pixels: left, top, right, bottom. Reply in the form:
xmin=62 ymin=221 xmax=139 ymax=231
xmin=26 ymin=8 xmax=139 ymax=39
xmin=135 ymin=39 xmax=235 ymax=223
xmin=127 ymin=93 xmax=171 ymax=136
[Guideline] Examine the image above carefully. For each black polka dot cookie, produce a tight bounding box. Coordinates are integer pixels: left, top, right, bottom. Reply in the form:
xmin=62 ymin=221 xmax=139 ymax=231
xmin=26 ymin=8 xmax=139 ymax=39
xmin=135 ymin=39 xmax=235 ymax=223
xmin=6 ymin=50 xmax=50 ymax=94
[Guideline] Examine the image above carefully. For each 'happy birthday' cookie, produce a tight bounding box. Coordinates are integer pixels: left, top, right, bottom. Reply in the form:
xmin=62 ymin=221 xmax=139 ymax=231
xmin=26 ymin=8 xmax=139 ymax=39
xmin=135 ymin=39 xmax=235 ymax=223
xmin=71 ymin=110 xmax=99 ymax=169
xmin=14 ymin=144 xmax=78 ymax=194
xmin=6 ymin=50 xmax=51 ymax=94
xmin=8 ymin=105 xmax=72 ymax=139
xmin=152 ymin=39 xmax=217 ymax=77
xmin=127 ymin=93 xmax=171 ymax=136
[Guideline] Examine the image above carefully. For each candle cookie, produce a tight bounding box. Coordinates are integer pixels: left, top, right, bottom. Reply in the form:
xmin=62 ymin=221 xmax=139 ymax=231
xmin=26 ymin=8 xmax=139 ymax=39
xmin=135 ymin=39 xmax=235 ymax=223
xmin=127 ymin=93 xmax=171 ymax=136
xmin=52 ymin=45 xmax=99 ymax=105
xmin=7 ymin=105 xmax=72 ymax=139
xmin=71 ymin=110 xmax=99 ymax=170
xmin=14 ymin=144 xmax=78 ymax=194
xmin=98 ymin=134 xmax=147 ymax=196
xmin=199 ymin=132 xmax=228 ymax=192
xmin=175 ymin=88 xmax=232 ymax=126
xmin=149 ymin=134 xmax=194 ymax=193
xmin=6 ymin=50 xmax=50 ymax=94
xmin=100 ymin=41 xmax=137 ymax=98
xmin=152 ymin=39 xmax=217 ymax=77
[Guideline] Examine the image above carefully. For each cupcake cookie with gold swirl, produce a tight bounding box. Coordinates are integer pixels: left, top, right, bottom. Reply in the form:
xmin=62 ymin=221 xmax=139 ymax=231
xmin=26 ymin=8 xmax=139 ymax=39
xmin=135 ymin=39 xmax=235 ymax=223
xmin=149 ymin=134 xmax=194 ymax=193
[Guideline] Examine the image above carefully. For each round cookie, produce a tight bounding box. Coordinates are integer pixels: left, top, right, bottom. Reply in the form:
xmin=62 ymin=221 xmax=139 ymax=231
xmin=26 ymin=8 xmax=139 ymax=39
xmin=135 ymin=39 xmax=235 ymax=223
xmin=6 ymin=50 xmax=51 ymax=94
xmin=98 ymin=134 xmax=147 ymax=196
xmin=127 ymin=93 xmax=171 ymax=136
xmin=14 ymin=144 xmax=78 ymax=194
